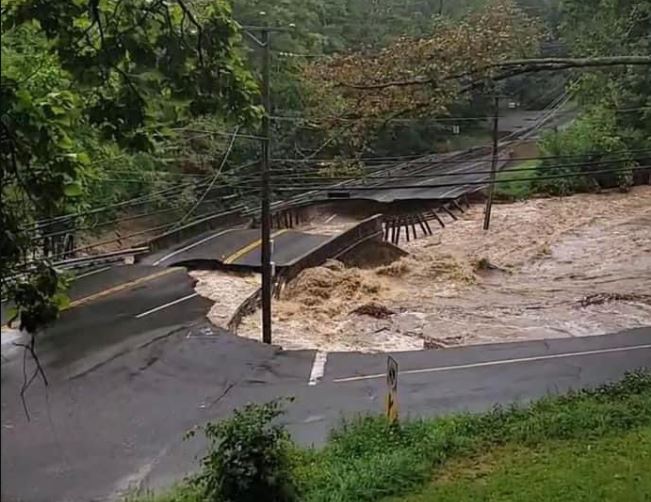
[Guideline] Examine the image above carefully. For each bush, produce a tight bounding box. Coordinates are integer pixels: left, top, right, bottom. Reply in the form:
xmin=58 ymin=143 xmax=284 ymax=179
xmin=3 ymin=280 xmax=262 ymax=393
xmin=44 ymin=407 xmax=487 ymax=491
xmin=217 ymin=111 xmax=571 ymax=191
xmin=534 ymin=106 xmax=636 ymax=195
xmin=190 ymin=399 xmax=298 ymax=502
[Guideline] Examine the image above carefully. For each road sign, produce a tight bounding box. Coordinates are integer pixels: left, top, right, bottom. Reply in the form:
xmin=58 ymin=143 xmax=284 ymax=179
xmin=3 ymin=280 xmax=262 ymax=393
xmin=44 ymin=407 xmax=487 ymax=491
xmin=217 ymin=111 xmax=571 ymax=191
xmin=386 ymin=356 xmax=399 ymax=423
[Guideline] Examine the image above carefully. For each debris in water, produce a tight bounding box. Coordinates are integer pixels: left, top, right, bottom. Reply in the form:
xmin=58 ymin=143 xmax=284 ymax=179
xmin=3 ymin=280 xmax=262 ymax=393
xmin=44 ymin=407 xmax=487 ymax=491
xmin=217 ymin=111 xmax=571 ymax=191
xmin=351 ymin=302 xmax=396 ymax=319
xmin=322 ymin=259 xmax=345 ymax=271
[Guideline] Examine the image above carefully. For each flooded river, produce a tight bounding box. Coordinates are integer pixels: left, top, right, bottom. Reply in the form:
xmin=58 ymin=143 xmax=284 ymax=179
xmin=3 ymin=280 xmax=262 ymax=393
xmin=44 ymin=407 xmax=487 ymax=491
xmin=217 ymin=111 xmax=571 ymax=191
xmin=237 ymin=187 xmax=651 ymax=352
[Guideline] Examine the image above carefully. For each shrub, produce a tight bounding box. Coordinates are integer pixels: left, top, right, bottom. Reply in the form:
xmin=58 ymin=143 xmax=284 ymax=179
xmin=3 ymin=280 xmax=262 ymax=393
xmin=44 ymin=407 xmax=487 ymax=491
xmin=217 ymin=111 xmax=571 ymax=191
xmin=190 ymin=399 xmax=298 ymax=502
xmin=534 ymin=106 xmax=635 ymax=195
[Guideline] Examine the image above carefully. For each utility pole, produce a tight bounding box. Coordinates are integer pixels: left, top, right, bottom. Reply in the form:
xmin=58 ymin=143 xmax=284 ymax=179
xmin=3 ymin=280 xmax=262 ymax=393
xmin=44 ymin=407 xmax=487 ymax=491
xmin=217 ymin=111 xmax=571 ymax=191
xmin=483 ymin=95 xmax=499 ymax=231
xmin=242 ymin=23 xmax=293 ymax=345
xmin=260 ymin=28 xmax=272 ymax=344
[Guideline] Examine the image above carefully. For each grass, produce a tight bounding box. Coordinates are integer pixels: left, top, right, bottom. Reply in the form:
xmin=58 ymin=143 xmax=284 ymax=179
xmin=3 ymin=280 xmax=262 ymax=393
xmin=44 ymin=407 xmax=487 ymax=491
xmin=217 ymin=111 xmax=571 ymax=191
xmin=494 ymin=159 xmax=539 ymax=200
xmin=394 ymin=426 xmax=651 ymax=502
xmin=128 ymin=371 xmax=651 ymax=502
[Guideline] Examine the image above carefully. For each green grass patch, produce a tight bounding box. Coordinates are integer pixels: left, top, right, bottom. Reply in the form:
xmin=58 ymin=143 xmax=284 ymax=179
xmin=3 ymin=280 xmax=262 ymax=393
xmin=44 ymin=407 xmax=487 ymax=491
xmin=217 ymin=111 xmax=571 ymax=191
xmin=128 ymin=371 xmax=651 ymax=502
xmin=394 ymin=426 xmax=651 ymax=502
xmin=494 ymin=160 xmax=539 ymax=200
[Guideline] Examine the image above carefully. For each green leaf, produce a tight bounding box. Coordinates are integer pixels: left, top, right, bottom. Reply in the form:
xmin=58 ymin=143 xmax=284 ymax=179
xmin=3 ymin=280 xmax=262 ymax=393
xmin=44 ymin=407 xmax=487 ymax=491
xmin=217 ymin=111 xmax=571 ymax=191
xmin=77 ymin=152 xmax=90 ymax=165
xmin=52 ymin=292 xmax=71 ymax=310
xmin=63 ymin=182 xmax=83 ymax=197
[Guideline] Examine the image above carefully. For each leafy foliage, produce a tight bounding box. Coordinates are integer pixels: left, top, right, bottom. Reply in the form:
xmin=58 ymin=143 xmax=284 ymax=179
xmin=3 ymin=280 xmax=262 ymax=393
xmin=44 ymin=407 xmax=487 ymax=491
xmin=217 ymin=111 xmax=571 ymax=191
xmin=188 ymin=399 xmax=298 ymax=502
xmin=530 ymin=0 xmax=651 ymax=195
xmin=6 ymin=265 xmax=71 ymax=333
xmin=535 ymin=107 xmax=636 ymax=195
xmin=303 ymin=0 xmax=542 ymax=126
xmin=1 ymin=0 xmax=259 ymax=332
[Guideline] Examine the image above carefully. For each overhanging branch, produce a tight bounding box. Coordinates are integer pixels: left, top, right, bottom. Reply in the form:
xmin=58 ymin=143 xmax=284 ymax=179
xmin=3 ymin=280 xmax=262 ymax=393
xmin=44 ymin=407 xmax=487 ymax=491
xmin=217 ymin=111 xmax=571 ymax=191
xmin=493 ymin=56 xmax=651 ymax=68
xmin=340 ymin=76 xmax=434 ymax=90
xmin=340 ymin=56 xmax=651 ymax=91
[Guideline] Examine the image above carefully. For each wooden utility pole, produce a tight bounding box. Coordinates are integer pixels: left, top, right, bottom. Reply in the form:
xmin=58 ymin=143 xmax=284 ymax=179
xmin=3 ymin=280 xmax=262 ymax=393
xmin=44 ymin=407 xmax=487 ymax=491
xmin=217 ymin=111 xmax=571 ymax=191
xmin=241 ymin=23 xmax=294 ymax=344
xmin=260 ymin=28 xmax=272 ymax=344
xmin=483 ymin=96 xmax=500 ymax=231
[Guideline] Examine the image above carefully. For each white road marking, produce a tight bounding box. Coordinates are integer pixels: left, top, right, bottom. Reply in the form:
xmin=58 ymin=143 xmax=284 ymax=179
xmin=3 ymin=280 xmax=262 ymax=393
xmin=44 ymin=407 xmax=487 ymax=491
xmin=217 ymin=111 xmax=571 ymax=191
xmin=308 ymin=351 xmax=328 ymax=386
xmin=152 ymin=228 xmax=237 ymax=266
xmin=135 ymin=293 xmax=199 ymax=319
xmin=74 ymin=266 xmax=112 ymax=280
xmin=333 ymin=344 xmax=651 ymax=383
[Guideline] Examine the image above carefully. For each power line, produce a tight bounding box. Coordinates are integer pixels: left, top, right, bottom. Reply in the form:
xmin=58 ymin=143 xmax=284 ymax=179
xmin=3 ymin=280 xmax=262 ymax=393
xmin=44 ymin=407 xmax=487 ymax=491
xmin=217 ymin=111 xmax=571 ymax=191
xmin=176 ymin=127 xmax=240 ymax=226
xmin=21 ymin=205 xmax=252 ymax=266
xmin=267 ymin=157 xmax=649 ymax=183
xmin=29 ymin=196 xmax=241 ymax=243
xmin=270 ymin=106 xmax=650 ymax=125
xmin=270 ymin=147 xmax=651 ymax=166
xmin=170 ymin=128 xmax=266 ymax=142
xmin=27 ymin=159 xmax=261 ymax=230
xmin=272 ymin=164 xmax=650 ymax=192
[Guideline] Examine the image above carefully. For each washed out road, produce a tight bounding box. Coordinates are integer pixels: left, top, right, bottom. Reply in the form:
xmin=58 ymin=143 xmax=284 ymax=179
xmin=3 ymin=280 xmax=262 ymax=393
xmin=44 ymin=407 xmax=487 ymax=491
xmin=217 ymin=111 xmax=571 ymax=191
xmin=144 ymin=227 xmax=330 ymax=268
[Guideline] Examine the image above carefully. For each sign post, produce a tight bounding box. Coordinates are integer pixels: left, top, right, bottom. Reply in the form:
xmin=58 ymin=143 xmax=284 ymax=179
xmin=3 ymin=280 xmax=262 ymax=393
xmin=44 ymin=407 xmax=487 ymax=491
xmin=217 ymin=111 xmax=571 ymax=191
xmin=386 ymin=356 xmax=399 ymax=424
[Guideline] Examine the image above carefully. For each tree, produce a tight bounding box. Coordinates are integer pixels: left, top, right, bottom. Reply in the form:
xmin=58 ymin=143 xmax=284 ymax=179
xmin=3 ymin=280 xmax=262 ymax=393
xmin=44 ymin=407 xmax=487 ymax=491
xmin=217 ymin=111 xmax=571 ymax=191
xmin=558 ymin=0 xmax=650 ymax=136
xmin=302 ymin=0 xmax=541 ymax=135
xmin=532 ymin=0 xmax=651 ymax=192
xmin=1 ymin=1 xmax=258 ymax=345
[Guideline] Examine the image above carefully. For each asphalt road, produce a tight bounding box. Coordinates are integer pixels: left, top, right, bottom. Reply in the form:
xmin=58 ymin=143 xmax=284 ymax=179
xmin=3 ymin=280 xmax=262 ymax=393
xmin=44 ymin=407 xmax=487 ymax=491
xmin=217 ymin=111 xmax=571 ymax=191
xmin=338 ymin=154 xmax=508 ymax=203
xmin=144 ymin=227 xmax=330 ymax=268
xmin=314 ymin=105 xmax=575 ymax=204
xmin=2 ymin=318 xmax=649 ymax=501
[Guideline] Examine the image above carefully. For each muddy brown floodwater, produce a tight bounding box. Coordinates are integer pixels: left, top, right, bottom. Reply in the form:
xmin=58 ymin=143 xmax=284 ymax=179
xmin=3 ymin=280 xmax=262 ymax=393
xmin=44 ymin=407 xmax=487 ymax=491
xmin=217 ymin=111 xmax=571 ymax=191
xmin=236 ymin=187 xmax=651 ymax=352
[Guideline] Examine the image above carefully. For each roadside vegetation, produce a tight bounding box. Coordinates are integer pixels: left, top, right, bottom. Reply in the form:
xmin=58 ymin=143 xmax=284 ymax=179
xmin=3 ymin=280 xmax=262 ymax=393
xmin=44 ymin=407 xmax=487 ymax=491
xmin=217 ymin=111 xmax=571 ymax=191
xmin=130 ymin=370 xmax=651 ymax=502
xmin=394 ymin=427 xmax=651 ymax=502
xmin=494 ymin=160 xmax=539 ymax=200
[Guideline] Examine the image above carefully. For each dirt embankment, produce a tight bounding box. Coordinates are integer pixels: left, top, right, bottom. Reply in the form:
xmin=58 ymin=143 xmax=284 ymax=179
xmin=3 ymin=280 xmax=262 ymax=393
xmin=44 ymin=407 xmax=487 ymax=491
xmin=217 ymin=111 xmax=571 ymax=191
xmin=238 ymin=186 xmax=651 ymax=352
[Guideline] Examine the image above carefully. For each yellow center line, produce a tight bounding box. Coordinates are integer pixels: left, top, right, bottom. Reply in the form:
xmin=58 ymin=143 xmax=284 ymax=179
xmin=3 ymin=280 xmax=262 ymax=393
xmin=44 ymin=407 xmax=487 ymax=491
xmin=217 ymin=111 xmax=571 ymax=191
xmin=1 ymin=267 xmax=180 ymax=332
xmin=66 ymin=267 xmax=179 ymax=310
xmin=223 ymin=229 xmax=289 ymax=265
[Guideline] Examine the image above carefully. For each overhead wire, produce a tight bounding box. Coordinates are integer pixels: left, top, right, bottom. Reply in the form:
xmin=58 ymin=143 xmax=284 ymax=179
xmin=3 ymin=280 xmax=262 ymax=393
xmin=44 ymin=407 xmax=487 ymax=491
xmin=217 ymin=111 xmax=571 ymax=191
xmin=269 ymin=147 xmax=651 ymax=166
xmin=263 ymin=157 xmax=651 ymax=183
xmin=270 ymin=106 xmax=651 ymax=125
xmin=26 ymin=159 xmax=261 ymax=231
xmin=176 ymin=127 xmax=240 ymax=226
xmin=272 ymin=164 xmax=651 ymax=192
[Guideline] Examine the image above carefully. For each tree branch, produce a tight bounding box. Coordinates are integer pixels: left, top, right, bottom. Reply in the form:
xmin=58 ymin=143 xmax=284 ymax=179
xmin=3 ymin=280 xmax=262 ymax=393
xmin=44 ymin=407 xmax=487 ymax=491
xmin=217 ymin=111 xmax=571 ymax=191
xmin=339 ymin=56 xmax=651 ymax=91
xmin=14 ymin=334 xmax=48 ymax=421
xmin=492 ymin=56 xmax=651 ymax=68
xmin=175 ymin=0 xmax=204 ymax=68
xmin=339 ymin=76 xmax=434 ymax=90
